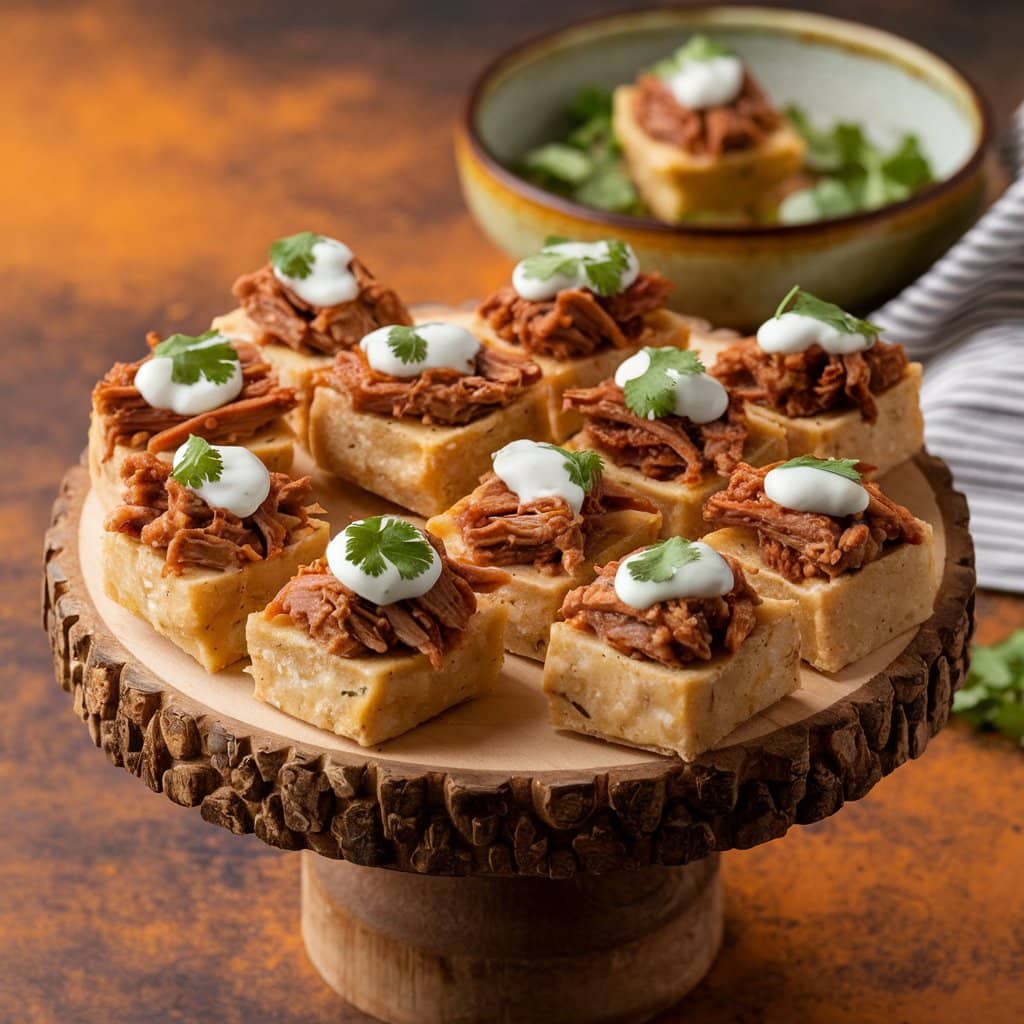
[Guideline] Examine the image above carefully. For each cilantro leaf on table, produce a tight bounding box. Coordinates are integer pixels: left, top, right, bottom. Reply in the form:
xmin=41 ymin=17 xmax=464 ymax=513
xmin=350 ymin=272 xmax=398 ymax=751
xmin=154 ymin=330 xmax=239 ymax=386
xmin=386 ymin=325 xmax=429 ymax=364
xmin=627 ymin=537 xmax=701 ymax=584
xmin=651 ymin=35 xmax=734 ymax=77
xmin=774 ymin=285 xmax=880 ymax=338
xmin=344 ymin=516 xmax=434 ymax=581
xmin=543 ymin=445 xmax=604 ymax=492
xmin=953 ymin=629 xmax=1024 ymax=748
xmin=778 ymin=455 xmax=862 ymax=483
xmin=270 ymin=231 xmax=321 ymax=278
xmin=623 ymin=347 xmax=706 ymax=419
xmin=171 ymin=434 xmax=223 ymax=488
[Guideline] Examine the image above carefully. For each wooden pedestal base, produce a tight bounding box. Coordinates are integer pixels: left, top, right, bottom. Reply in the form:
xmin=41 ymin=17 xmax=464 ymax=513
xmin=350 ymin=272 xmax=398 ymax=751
xmin=301 ymin=854 xmax=723 ymax=1024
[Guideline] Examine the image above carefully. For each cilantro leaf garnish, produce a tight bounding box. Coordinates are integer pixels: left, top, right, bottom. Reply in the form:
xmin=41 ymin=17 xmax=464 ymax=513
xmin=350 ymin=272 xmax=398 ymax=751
xmin=153 ymin=330 xmax=239 ymax=386
xmin=171 ymin=434 xmax=224 ymax=488
xmin=651 ymin=35 xmax=734 ymax=77
xmin=778 ymin=455 xmax=862 ymax=483
xmin=518 ymin=248 xmax=580 ymax=283
xmin=622 ymin=347 xmax=706 ymax=419
xmin=386 ymin=325 xmax=429 ymax=364
xmin=627 ymin=537 xmax=701 ymax=584
xmin=270 ymin=231 xmax=322 ymax=279
xmin=542 ymin=444 xmax=604 ymax=492
xmin=774 ymin=286 xmax=880 ymax=339
xmin=953 ymin=629 xmax=1024 ymax=748
xmin=519 ymin=239 xmax=633 ymax=297
xmin=344 ymin=516 xmax=433 ymax=581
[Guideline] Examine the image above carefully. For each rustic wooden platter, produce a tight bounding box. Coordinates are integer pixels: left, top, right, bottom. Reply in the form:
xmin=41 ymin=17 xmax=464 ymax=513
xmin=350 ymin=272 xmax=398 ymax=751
xmin=42 ymin=447 xmax=974 ymax=1024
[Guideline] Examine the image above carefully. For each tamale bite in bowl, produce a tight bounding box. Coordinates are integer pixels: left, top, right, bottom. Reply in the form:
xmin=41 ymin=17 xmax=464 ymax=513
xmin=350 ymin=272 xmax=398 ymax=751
xmin=455 ymin=5 xmax=991 ymax=329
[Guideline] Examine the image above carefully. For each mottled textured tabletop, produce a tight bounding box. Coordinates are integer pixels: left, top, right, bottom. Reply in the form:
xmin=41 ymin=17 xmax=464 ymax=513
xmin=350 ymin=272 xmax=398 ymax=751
xmin=3 ymin=2 xmax=1023 ymax=1022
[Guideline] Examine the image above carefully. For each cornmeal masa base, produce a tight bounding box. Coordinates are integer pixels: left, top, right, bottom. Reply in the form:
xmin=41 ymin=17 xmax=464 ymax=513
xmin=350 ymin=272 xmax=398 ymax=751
xmin=428 ymin=506 xmax=662 ymax=661
xmin=246 ymin=604 xmax=507 ymax=746
xmin=102 ymin=520 xmax=329 ymax=673
xmin=543 ymin=600 xmax=801 ymax=760
xmin=742 ymin=364 xmax=924 ymax=477
xmin=612 ymin=85 xmax=806 ymax=222
xmin=87 ymin=411 xmax=296 ymax=511
xmin=43 ymin=450 xmax=973 ymax=876
xmin=569 ymin=416 xmax=787 ymax=540
xmin=465 ymin=309 xmax=692 ymax=442
xmin=705 ymin=524 xmax=938 ymax=673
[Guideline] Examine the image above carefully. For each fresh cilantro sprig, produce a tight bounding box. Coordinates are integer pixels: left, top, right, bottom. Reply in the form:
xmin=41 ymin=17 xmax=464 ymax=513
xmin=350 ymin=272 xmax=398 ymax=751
xmin=628 ymin=537 xmax=701 ymax=583
xmin=344 ymin=516 xmax=434 ymax=581
xmin=270 ymin=231 xmax=322 ymax=279
xmin=953 ymin=629 xmax=1024 ymax=748
xmin=775 ymin=286 xmax=880 ymax=339
xmin=386 ymin=325 xmax=429 ymax=364
xmin=171 ymin=434 xmax=224 ymax=488
xmin=153 ymin=330 xmax=239 ymax=386
xmin=518 ymin=88 xmax=646 ymax=216
xmin=780 ymin=107 xmax=934 ymax=224
xmin=623 ymin=347 xmax=706 ymax=419
xmin=543 ymin=444 xmax=604 ymax=492
xmin=651 ymin=35 xmax=734 ymax=78
xmin=519 ymin=239 xmax=633 ymax=296
xmin=778 ymin=455 xmax=862 ymax=483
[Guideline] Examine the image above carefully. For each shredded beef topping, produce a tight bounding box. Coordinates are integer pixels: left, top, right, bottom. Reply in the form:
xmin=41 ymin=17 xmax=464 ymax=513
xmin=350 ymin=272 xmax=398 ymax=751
xmin=105 ymin=452 xmax=322 ymax=576
xmin=322 ymin=346 xmax=543 ymax=426
xmin=561 ymin=554 xmax=759 ymax=667
xmin=265 ymin=540 xmax=507 ymax=670
xmin=477 ymin=272 xmax=673 ymax=360
xmin=232 ymin=259 xmax=412 ymax=355
xmin=710 ymin=338 xmax=909 ymax=424
xmin=563 ymin=379 xmax=747 ymax=484
xmin=703 ymin=462 xmax=926 ymax=582
xmin=632 ymin=72 xmax=782 ymax=157
xmin=453 ymin=471 xmax=658 ymax=575
xmin=92 ymin=336 xmax=297 ymax=459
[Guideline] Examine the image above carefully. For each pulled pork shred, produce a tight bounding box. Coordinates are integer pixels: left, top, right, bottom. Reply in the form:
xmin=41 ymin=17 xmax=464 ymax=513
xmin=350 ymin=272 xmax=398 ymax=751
xmin=322 ymin=347 xmax=543 ymax=426
xmin=454 ymin=472 xmax=658 ymax=575
xmin=710 ymin=338 xmax=909 ymax=424
xmin=562 ymin=554 xmax=759 ymax=667
xmin=232 ymin=260 xmax=412 ymax=355
xmin=264 ymin=541 xmax=507 ymax=670
xmin=477 ymin=272 xmax=673 ymax=360
xmin=563 ymin=380 xmax=748 ymax=484
xmin=703 ymin=462 xmax=925 ymax=582
xmin=632 ymin=73 xmax=781 ymax=157
xmin=92 ymin=336 xmax=297 ymax=459
xmin=105 ymin=452 xmax=322 ymax=576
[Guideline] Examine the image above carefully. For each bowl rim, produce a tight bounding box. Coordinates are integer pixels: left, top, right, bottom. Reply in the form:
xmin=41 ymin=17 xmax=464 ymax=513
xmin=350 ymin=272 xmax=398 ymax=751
xmin=459 ymin=4 xmax=993 ymax=240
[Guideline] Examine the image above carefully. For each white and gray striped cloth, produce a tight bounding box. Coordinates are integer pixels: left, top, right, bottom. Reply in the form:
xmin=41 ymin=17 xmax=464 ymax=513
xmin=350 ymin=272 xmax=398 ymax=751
xmin=872 ymin=107 xmax=1024 ymax=592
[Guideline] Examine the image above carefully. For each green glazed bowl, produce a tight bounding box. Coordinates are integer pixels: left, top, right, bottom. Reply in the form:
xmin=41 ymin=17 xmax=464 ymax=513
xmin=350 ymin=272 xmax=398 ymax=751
xmin=455 ymin=6 xmax=991 ymax=329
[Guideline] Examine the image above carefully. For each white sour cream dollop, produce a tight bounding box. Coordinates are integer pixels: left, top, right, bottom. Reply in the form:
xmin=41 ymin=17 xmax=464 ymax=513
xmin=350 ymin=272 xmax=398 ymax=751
xmin=327 ymin=518 xmax=442 ymax=605
xmin=172 ymin=443 xmax=271 ymax=519
xmin=667 ymin=55 xmax=744 ymax=110
xmin=512 ymin=240 xmax=640 ymax=302
xmin=135 ymin=334 xmax=243 ymax=416
xmin=756 ymin=312 xmax=874 ymax=355
xmin=614 ymin=541 xmax=734 ymax=611
xmin=273 ymin=236 xmax=358 ymax=307
xmin=359 ymin=322 xmax=480 ymax=378
xmin=614 ymin=349 xmax=729 ymax=423
xmin=492 ymin=439 xmax=585 ymax=515
xmin=764 ymin=465 xmax=869 ymax=517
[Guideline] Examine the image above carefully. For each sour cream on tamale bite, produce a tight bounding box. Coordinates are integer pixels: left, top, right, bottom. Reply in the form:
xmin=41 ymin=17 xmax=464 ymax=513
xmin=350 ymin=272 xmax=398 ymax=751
xmin=511 ymin=240 xmax=640 ymax=302
xmin=491 ymin=439 xmax=586 ymax=514
xmin=615 ymin=348 xmax=729 ymax=423
xmin=764 ymin=462 xmax=869 ymax=517
xmin=614 ymin=539 xmax=734 ymax=610
xmin=135 ymin=332 xmax=243 ymax=415
xmin=359 ymin=322 xmax=480 ymax=377
xmin=273 ymin=236 xmax=359 ymax=307
xmin=171 ymin=441 xmax=271 ymax=518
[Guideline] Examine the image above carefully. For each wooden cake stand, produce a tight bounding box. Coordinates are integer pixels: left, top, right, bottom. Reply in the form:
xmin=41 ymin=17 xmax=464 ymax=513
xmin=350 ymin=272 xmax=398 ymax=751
xmin=43 ymin=449 xmax=974 ymax=1024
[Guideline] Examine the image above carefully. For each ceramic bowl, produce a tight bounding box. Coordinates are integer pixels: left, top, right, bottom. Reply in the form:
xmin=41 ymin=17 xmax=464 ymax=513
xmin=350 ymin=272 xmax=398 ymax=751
xmin=455 ymin=6 xmax=991 ymax=329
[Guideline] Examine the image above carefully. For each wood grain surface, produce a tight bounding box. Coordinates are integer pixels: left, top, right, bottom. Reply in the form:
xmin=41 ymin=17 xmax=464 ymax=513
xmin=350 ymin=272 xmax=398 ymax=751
xmin=3 ymin=2 xmax=1024 ymax=1022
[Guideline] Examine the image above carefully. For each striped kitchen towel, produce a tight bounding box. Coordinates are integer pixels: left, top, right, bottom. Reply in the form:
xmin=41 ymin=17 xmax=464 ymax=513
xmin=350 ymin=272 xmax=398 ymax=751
xmin=872 ymin=106 xmax=1024 ymax=592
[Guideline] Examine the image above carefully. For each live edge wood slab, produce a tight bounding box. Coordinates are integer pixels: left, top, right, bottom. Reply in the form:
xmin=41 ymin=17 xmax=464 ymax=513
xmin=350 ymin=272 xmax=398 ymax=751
xmin=42 ymin=450 xmax=974 ymax=1024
